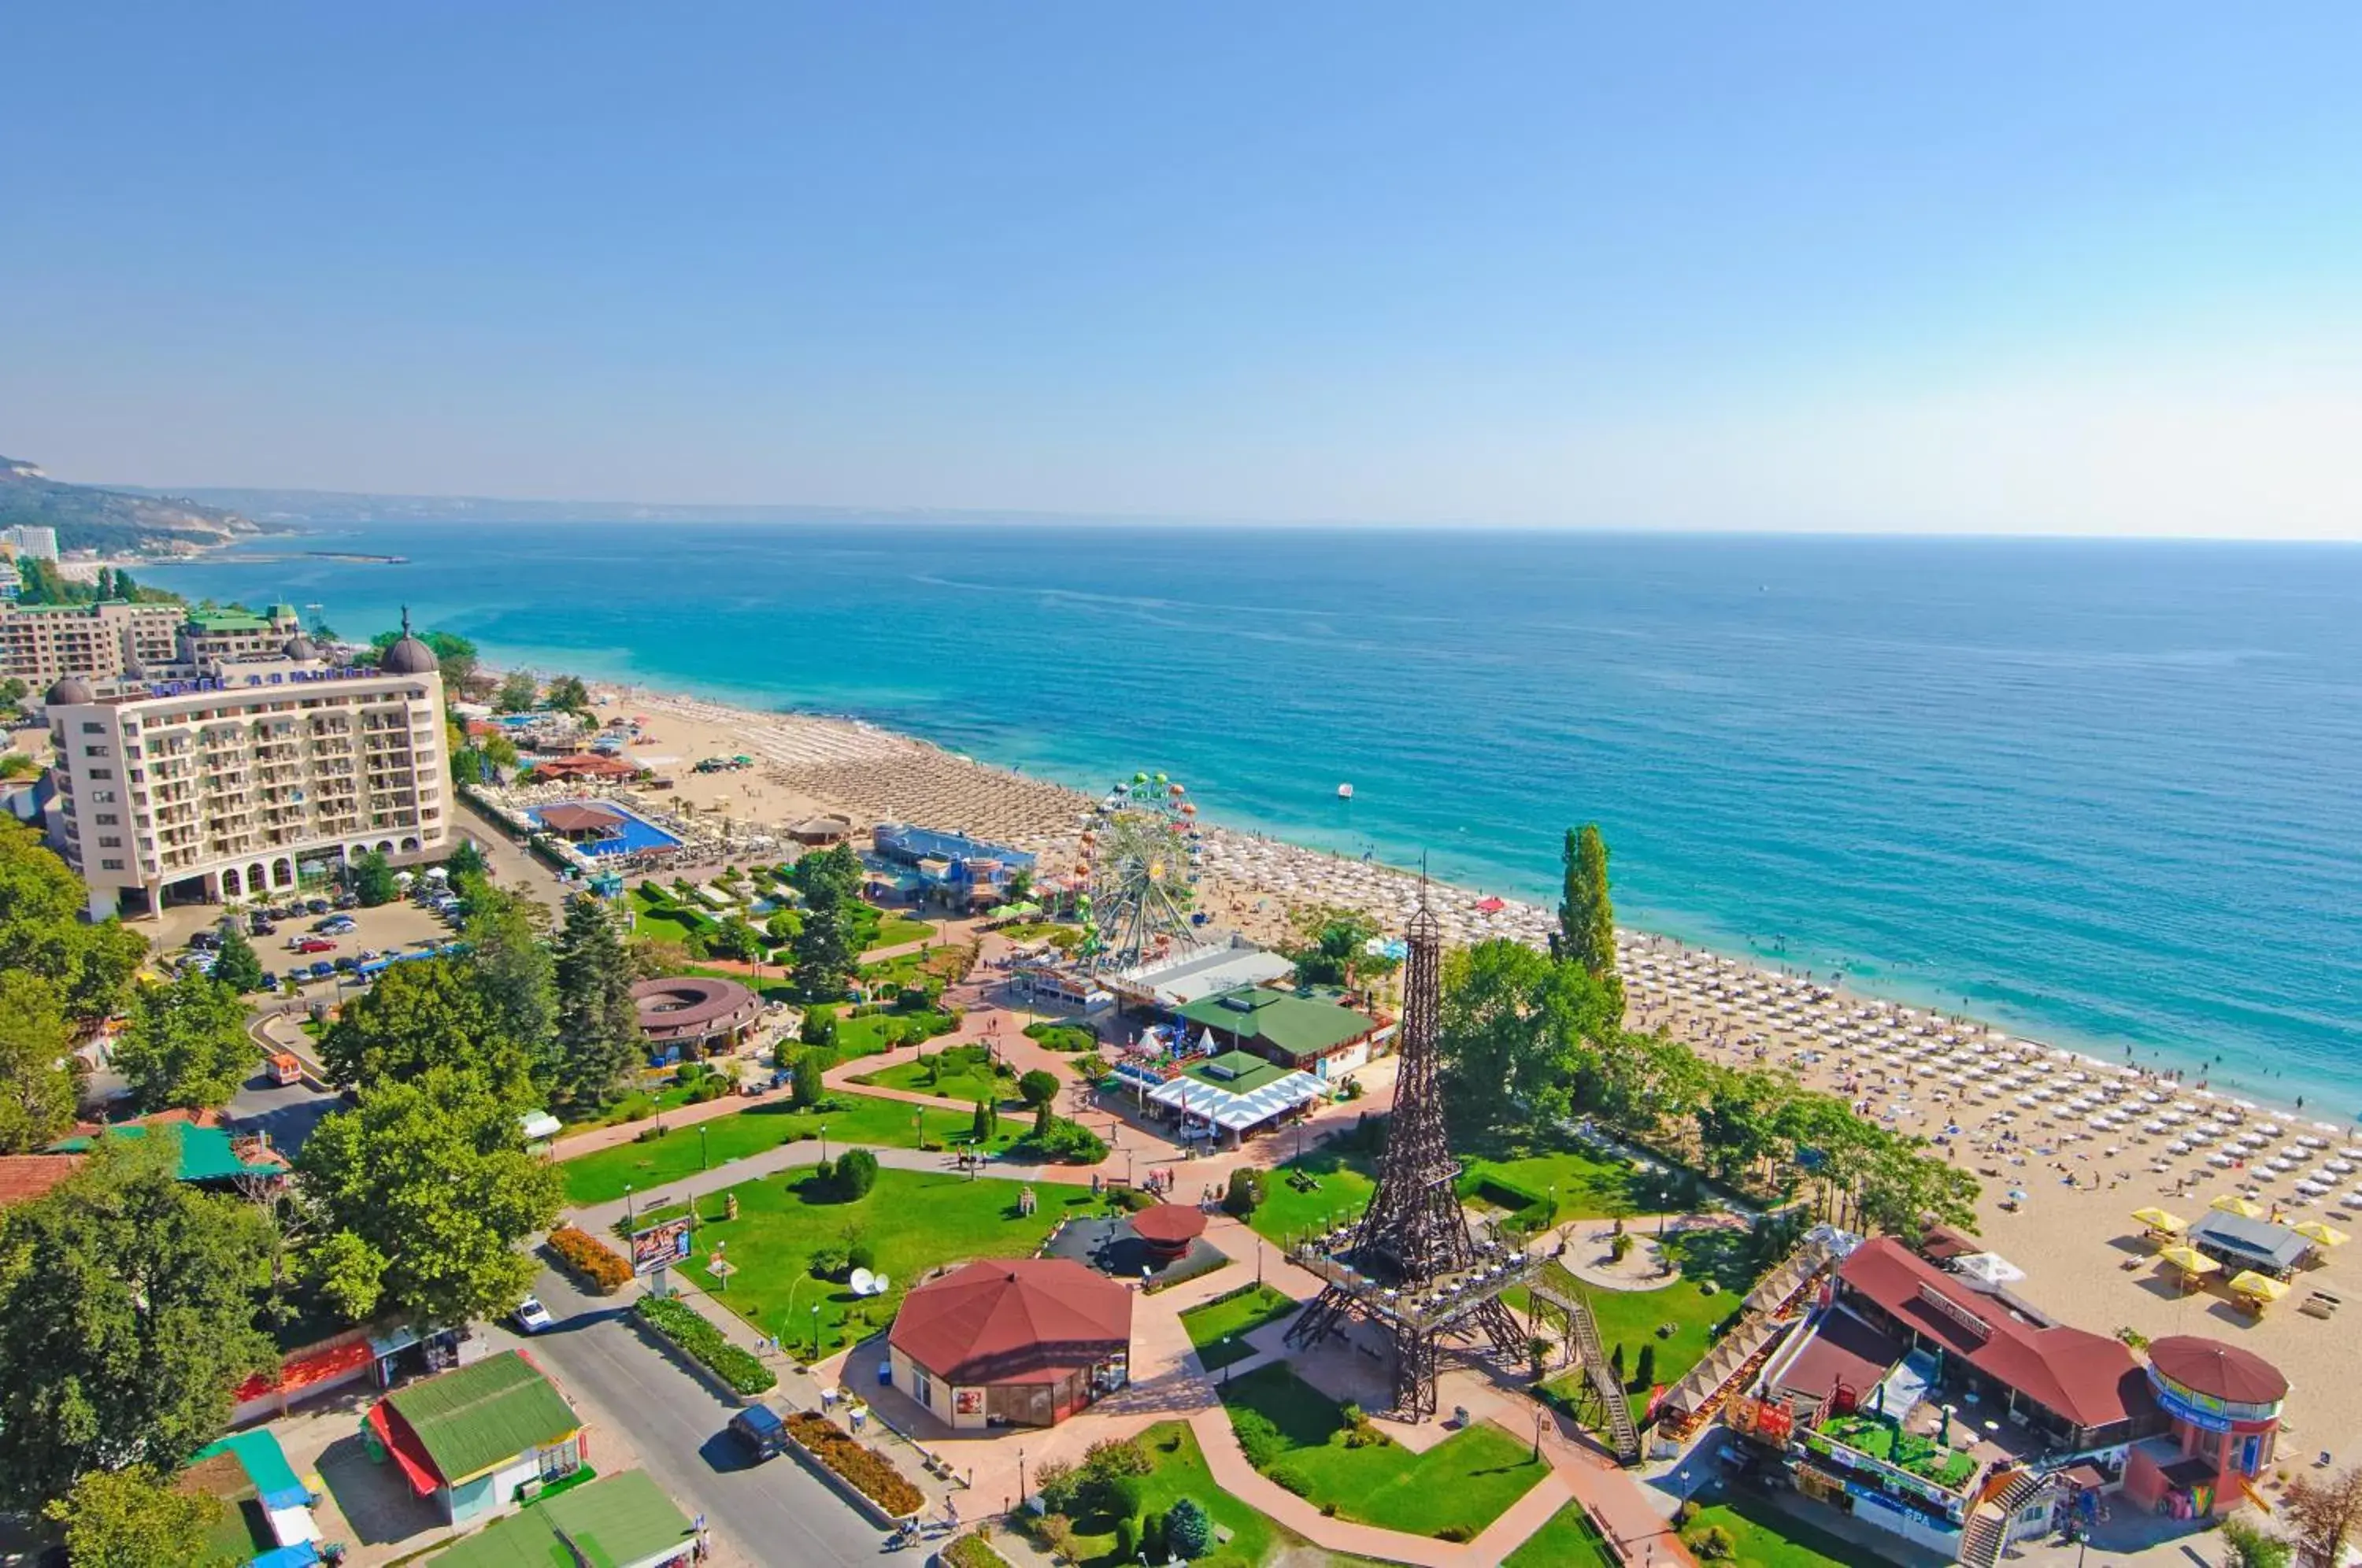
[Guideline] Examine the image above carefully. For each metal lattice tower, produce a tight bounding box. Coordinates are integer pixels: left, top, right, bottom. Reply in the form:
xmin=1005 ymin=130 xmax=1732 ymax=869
xmin=1284 ymin=878 xmax=1527 ymax=1418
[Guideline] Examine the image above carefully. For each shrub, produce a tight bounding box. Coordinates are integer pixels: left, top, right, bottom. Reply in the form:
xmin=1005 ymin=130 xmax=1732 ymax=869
xmin=1672 ymin=1500 xmax=1699 ymax=1528
xmin=835 ymin=1146 xmax=879 ymax=1199
xmin=1024 ymin=1023 xmax=1097 ymax=1052
xmin=634 ymin=1296 xmax=776 ymax=1394
xmin=546 ymin=1225 xmax=632 ymax=1292
xmin=1267 ymin=1463 xmax=1311 ymax=1497
xmin=1686 ymin=1524 xmax=1735 ymax=1561
xmin=941 ymin=1534 xmax=1013 ymax=1568
xmin=1231 ymin=1407 xmax=1285 ymax=1469
xmin=1033 ymin=1459 xmax=1079 ymax=1515
xmin=1435 ymin=1524 xmax=1473 ymax=1543
xmin=1083 ymin=1437 xmax=1152 ymax=1478
xmin=1164 ymin=1496 xmax=1212 ymax=1559
xmin=1141 ymin=1510 xmax=1168 ymax=1563
xmin=813 ymin=1157 xmax=836 ymax=1189
xmin=1016 ymin=1115 xmax=1107 ymax=1164
xmin=1224 ymin=1167 xmax=1267 ymax=1217
xmin=783 ymin=1411 xmax=924 ymax=1516
xmin=801 ymin=1005 xmax=839 ymax=1047
xmin=1113 ymin=1518 xmax=1138 ymax=1561
xmin=847 ymin=1240 xmax=877 ymax=1274
xmin=1108 ymin=1185 xmax=1157 ymax=1212
xmin=810 ymin=1244 xmax=850 ymax=1278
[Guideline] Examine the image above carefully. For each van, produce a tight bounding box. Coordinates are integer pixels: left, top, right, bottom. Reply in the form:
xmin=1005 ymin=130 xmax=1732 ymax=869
xmin=727 ymin=1403 xmax=790 ymax=1460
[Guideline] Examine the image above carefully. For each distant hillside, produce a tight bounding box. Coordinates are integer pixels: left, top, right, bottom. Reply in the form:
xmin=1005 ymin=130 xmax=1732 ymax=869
xmin=0 ymin=456 xmax=272 ymax=555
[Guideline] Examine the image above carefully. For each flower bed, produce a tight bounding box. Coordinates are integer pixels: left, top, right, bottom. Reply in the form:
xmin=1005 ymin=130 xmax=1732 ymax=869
xmin=939 ymin=1529 xmax=1014 ymax=1568
xmin=546 ymin=1224 xmax=633 ymax=1292
xmin=784 ymin=1411 xmax=925 ymax=1518
xmin=634 ymin=1295 xmax=776 ymax=1395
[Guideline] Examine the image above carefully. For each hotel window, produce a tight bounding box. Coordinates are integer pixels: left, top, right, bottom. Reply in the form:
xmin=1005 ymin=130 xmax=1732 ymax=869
xmin=94 ymin=813 xmax=117 ymax=826
xmin=80 ymin=721 xmax=102 ymax=734
xmin=82 ymin=745 xmax=107 ymax=757
xmin=98 ymin=837 xmax=120 ymax=849
xmin=87 ymin=767 xmax=112 ymax=779
xmin=99 ymin=859 xmax=123 ymax=871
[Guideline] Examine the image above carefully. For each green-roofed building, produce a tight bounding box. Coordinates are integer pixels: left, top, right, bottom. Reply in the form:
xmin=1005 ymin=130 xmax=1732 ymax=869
xmin=1172 ymin=986 xmax=1387 ymax=1080
xmin=47 ymin=1118 xmax=289 ymax=1185
xmin=368 ymin=1351 xmax=585 ymax=1528
xmin=431 ymin=1470 xmax=696 ymax=1568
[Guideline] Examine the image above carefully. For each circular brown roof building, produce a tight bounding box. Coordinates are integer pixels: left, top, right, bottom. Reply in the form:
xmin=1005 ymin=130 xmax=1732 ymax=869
xmin=887 ymin=1259 xmax=1133 ymax=1429
xmin=2147 ymin=1336 xmax=2290 ymax=1407
xmin=1129 ymin=1203 xmax=1209 ymax=1259
xmin=631 ymin=974 xmax=761 ymax=1056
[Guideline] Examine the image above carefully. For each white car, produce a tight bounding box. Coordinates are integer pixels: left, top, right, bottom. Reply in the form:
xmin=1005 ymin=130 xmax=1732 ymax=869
xmin=514 ymin=1296 xmax=555 ymax=1334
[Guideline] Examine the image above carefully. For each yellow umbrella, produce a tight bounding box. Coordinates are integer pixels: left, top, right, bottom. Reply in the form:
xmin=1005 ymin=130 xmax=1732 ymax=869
xmin=2229 ymin=1271 xmax=2290 ymax=1305
xmin=2296 ymin=1220 xmax=2350 ymax=1248
xmin=2132 ymin=1207 xmax=2188 ymax=1233
xmin=2212 ymin=1194 xmax=2267 ymax=1219
xmin=2157 ymin=1245 xmax=2219 ymax=1276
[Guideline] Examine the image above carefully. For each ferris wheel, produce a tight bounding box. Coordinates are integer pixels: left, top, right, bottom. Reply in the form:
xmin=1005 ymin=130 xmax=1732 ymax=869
xmin=1076 ymin=771 xmax=1203 ymax=971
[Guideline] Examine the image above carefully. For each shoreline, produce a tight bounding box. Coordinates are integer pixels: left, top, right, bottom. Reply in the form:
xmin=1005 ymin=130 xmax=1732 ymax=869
xmin=561 ymin=675 xmax=2337 ymax=1136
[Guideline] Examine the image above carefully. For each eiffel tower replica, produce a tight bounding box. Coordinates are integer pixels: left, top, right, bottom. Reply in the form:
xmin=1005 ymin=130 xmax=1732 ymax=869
xmin=1283 ymin=880 xmax=1534 ymax=1419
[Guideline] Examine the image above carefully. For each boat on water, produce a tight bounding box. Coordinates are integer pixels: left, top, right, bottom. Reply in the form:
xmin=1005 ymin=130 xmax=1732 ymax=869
xmin=1336 ymin=782 xmax=1353 ymax=800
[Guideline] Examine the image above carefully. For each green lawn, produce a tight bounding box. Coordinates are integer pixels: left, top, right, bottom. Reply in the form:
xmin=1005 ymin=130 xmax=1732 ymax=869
xmin=1457 ymin=1137 xmax=1651 ymax=1221
xmin=1242 ymin=1148 xmax=1379 ymax=1248
xmin=558 ymin=1093 xmax=1024 ymax=1205
xmin=1064 ymin=1421 xmax=1298 ymax=1568
xmin=1503 ymin=1502 xmax=1616 ymax=1568
xmin=832 ymin=1008 xmax=955 ymax=1059
xmin=1218 ymin=1363 xmax=1547 ymax=1539
xmin=648 ymin=1165 xmax=1084 ymax=1358
xmin=853 ymin=1043 xmax=1022 ymax=1108
xmin=1180 ymin=1285 xmax=1300 ymax=1371
xmin=864 ymin=916 xmax=936 ymax=951
xmin=1683 ymin=1491 xmax=1892 ymax=1568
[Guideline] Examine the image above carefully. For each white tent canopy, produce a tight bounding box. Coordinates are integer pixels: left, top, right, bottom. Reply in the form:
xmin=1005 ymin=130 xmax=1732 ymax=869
xmin=1147 ymin=1070 xmax=1328 ymax=1133
xmin=1953 ymin=1251 xmax=2026 ymax=1289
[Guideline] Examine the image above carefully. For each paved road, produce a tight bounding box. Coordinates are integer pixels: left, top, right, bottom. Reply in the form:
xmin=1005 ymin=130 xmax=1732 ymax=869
xmin=522 ymin=1263 xmax=887 ymax=1568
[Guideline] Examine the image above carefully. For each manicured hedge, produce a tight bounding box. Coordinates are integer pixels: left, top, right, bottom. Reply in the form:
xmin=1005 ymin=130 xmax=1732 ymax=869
xmin=635 ymin=1295 xmax=777 ymax=1395
xmin=547 ymin=1225 xmax=633 ymax=1292
xmin=785 ymin=1411 xmax=925 ymax=1517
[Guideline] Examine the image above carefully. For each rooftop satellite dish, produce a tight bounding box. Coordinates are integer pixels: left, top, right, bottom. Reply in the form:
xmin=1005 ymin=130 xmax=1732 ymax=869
xmin=868 ymin=1272 xmax=892 ymax=1297
xmin=848 ymin=1267 xmax=876 ymax=1297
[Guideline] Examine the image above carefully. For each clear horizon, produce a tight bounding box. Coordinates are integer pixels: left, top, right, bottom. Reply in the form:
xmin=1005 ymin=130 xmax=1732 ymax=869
xmin=9 ymin=4 xmax=2360 ymax=539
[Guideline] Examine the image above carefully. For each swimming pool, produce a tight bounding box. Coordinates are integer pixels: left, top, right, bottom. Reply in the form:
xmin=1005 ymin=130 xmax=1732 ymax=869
xmin=528 ymin=800 xmax=684 ymax=856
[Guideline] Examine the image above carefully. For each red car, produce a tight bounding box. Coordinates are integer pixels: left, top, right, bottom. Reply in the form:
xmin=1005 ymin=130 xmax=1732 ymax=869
xmin=291 ymin=937 xmax=338 ymax=954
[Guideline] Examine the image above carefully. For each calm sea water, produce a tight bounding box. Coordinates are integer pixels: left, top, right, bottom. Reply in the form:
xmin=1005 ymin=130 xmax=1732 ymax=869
xmin=149 ymin=524 xmax=2362 ymax=1111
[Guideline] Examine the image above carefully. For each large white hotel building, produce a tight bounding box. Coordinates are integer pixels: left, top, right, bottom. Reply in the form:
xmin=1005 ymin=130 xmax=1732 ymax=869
xmin=43 ymin=610 xmax=449 ymax=920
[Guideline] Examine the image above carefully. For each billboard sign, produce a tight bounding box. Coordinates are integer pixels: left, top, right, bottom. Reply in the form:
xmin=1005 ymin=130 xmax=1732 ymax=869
xmin=630 ymin=1216 xmax=694 ymax=1276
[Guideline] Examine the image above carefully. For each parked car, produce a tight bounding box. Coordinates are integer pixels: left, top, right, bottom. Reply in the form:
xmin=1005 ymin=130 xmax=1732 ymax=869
xmin=333 ymin=894 xmax=359 ymax=910
xmin=513 ymin=1296 xmax=554 ymax=1334
xmin=291 ymin=937 xmax=337 ymax=954
xmin=304 ymin=897 xmax=330 ymax=915
xmin=189 ymin=930 xmax=222 ymax=952
xmin=727 ymin=1404 xmax=789 ymax=1460
xmin=306 ymin=960 xmax=336 ymax=981
xmin=258 ymin=970 xmax=278 ymax=990
xmin=332 ymin=956 xmax=358 ymax=974
xmin=250 ymin=918 xmax=277 ymax=937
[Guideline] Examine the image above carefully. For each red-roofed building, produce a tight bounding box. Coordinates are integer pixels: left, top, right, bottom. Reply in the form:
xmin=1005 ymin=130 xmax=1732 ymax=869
xmin=1831 ymin=1237 xmax=2160 ymax=1452
xmin=528 ymin=753 xmax=642 ymax=782
xmin=2122 ymin=1336 xmax=2289 ymax=1519
xmin=887 ymin=1259 xmax=1132 ymax=1429
xmin=0 ymin=1153 xmax=83 ymax=1208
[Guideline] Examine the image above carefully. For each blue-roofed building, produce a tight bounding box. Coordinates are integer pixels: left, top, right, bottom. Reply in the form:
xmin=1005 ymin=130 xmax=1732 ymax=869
xmin=871 ymin=822 xmax=1035 ymax=908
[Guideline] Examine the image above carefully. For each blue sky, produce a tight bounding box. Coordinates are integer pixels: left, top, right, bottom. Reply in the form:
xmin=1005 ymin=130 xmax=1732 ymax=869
xmin=6 ymin=4 xmax=2358 ymax=535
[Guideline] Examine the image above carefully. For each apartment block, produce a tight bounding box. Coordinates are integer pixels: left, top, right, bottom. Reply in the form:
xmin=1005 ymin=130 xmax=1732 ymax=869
xmin=0 ymin=600 xmax=184 ymax=686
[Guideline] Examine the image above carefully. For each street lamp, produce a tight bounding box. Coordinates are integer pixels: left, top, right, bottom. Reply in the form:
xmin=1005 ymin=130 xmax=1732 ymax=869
xmin=1017 ymin=1448 xmax=1027 ymax=1511
xmin=698 ymin=1125 xmax=709 ymax=1173
xmin=624 ymin=1183 xmax=636 ymax=1230
xmin=811 ymin=1303 xmax=822 ymax=1360
xmin=819 ymin=1123 xmax=829 ymax=1163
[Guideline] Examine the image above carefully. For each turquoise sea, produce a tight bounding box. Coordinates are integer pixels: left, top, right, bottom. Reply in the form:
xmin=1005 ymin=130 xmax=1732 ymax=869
xmin=148 ymin=524 xmax=2362 ymax=1112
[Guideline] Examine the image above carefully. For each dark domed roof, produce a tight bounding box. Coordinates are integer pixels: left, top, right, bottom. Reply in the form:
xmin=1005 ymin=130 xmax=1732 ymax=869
xmin=379 ymin=608 xmax=438 ymax=675
xmin=2148 ymin=1335 xmax=2288 ymax=1406
xmin=44 ymin=676 xmax=94 ymax=706
xmin=281 ymin=634 xmax=321 ymax=662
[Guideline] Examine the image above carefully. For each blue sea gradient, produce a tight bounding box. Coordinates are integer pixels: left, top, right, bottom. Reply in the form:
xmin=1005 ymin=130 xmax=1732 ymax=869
xmin=150 ymin=524 xmax=2362 ymax=1111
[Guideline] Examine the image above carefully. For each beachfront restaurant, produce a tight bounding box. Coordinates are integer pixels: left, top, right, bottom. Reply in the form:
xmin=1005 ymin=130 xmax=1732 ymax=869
xmin=1171 ymin=986 xmax=1390 ymax=1082
xmin=872 ymin=822 xmax=1035 ymax=908
xmin=2122 ymin=1337 xmax=2289 ymax=1519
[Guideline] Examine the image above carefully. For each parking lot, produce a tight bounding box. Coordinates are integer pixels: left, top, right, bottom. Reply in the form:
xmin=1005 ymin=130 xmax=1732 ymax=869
xmin=167 ymin=878 xmax=476 ymax=999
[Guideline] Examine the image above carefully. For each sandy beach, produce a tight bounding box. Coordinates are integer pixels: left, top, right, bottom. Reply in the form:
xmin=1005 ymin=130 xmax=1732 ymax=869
xmin=567 ymin=682 xmax=2362 ymax=1461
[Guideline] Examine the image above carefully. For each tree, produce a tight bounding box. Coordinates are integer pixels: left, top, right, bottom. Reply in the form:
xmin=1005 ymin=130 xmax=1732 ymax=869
xmin=971 ymin=1096 xmax=996 ymax=1142
xmin=1018 ymin=1069 xmax=1060 ymax=1111
xmin=493 ymin=671 xmax=539 ymax=713
xmin=1551 ymin=824 xmax=1623 ymax=1016
xmin=2281 ymin=1466 xmax=2362 ymax=1568
xmin=710 ymin=915 xmax=765 ymax=964
xmin=372 ymin=627 xmax=480 ymax=694
xmin=791 ymin=1051 xmax=828 ymax=1109
xmin=835 ymin=1147 xmax=879 ymax=1199
xmin=115 ymin=970 xmax=252 ymax=1112
xmin=350 ymin=849 xmax=398 ymax=907
xmin=297 ymin=1067 xmax=563 ymax=1329
xmin=1634 ymin=1341 xmax=1657 ymax=1389
xmin=543 ymin=675 xmax=591 ymax=714
xmin=1165 ymin=1496 xmax=1213 ymax=1559
xmin=1435 ymin=940 xmax=1619 ymax=1130
xmin=2220 ymin=1515 xmax=2293 ymax=1568
xmin=0 ymin=821 xmax=148 ymax=1022
xmin=464 ymin=884 xmax=557 ymax=1075
xmin=790 ymin=897 xmax=857 ymax=1001
xmin=1224 ymin=1167 xmax=1265 ymax=1217
xmin=0 ymin=971 xmax=79 ymax=1152
xmin=550 ymin=896 xmax=639 ymax=1107
xmin=0 ymin=1133 xmax=276 ymax=1510
xmin=46 ymin=1466 xmax=234 ymax=1568
xmin=789 ymin=842 xmax=864 ymax=907
xmin=210 ymin=925 xmax=266 ymax=994
xmin=1279 ymin=905 xmax=1391 ymax=989
xmin=445 ymin=838 xmax=487 ymax=879
xmin=319 ymin=956 xmax=525 ymax=1091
